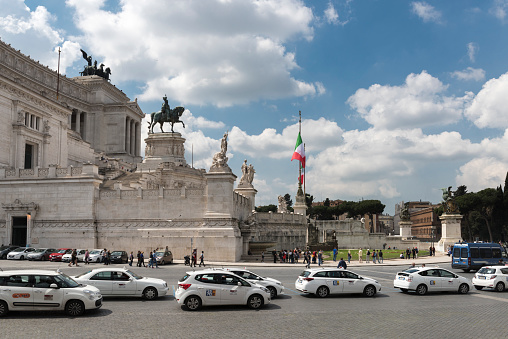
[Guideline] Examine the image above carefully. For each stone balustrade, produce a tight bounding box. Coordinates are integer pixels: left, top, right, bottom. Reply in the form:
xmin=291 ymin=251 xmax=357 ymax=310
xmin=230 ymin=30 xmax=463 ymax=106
xmin=0 ymin=164 xmax=97 ymax=179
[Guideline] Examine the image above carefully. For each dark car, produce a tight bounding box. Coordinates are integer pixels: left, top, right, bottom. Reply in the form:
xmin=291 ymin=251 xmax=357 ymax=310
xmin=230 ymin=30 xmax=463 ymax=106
xmin=0 ymin=246 xmax=19 ymax=259
xmin=27 ymin=248 xmax=57 ymax=261
xmin=110 ymin=251 xmax=128 ymax=264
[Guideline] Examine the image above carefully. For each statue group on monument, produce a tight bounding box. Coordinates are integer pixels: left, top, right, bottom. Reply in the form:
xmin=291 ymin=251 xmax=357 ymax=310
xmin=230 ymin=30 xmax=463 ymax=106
xmin=239 ymin=159 xmax=255 ymax=186
xmin=148 ymin=95 xmax=185 ymax=133
xmin=441 ymin=186 xmax=460 ymax=214
xmin=79 ymin=49 xmax=111 ymax=80
xmin=211 ymin=132 xmax=230 ymax=169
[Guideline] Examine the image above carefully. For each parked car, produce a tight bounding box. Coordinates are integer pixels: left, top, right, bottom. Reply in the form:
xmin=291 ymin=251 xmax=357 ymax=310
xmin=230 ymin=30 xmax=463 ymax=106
xmin=27 ymin=248 xmax=57 ymax=261
xmin=219 ymin=267 xmax=285 ymax=299
xmin=62 ymin=249 xmax=87 ymax=263
xmin=393 ymin=266 xmax=471 ymax=295
xmin=175 ymin=269 xmax=271 ymax=311
xmin=71 ymin=268 xmax=168 ymax=300
xmin=49 ymin=248 xmax=72 ymax=262
xmin=87 ymin=249 xmax=104 ymax=263
xmin=110 ymin=251 xmax=128 ymax=264
xmin=155 ymin=250 xmax=173 ymax=265
xmin=0 ymin=269 xmax=102 ymax=317
xmin=0 ymin=246 xmax=19 ymax=259
xmin=472 ymin=265 xmax=508 ymax=291
xmin=295 ymin=268 xmax=381 ymax=297
xmin=7 ymin=247 xmax=35 ymax=260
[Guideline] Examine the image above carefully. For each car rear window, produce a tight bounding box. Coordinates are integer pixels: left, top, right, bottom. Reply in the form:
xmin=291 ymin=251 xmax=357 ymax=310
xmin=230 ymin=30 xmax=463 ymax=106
xmin=180 ymin=274 xmax=190 ymax=282
xmin=478 ymin=267 xmax=496 ymax=274
xmin=299 ymin=271 xmax=312 ymax=277
xmin=403 ymin=269 xmax=419 ymax=273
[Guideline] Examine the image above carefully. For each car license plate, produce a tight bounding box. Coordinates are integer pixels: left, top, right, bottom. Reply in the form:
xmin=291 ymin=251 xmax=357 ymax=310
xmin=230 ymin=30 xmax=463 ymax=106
xmin=398 ymin=276 xmax=405 ymax=280
xmin=479 ymin=276 xmax=486 ymax=280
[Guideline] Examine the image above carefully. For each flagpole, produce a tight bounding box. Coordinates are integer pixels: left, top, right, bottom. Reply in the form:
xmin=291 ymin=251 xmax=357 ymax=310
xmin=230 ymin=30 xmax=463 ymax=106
xmin=298 ymin=110 xmax=301 ymax=188
xmin=303 ymin=143 xmax=306 ymax=196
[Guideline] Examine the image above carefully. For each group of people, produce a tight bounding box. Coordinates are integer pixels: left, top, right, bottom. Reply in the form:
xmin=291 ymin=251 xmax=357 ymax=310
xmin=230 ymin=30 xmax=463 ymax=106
xmin=357 ymin=248 xmax=384 ymax=264
xmin=189 ymin=249 xmax=205 ymax=267
xmin=271 ymin=249 xmax=302 ymax=264
xmin=67 ymin=249 xmax=81 ymax=267
xmin=135 ymin=249 xmax=162 ymax=268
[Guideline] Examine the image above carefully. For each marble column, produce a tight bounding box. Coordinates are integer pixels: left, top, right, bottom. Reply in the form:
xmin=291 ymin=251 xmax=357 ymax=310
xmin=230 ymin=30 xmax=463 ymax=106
xmin=75 ymin=111 xmax=81 ymax=137
xmin=125 ymin=117 xmax=131 ymax=154
xmin=135 ymin=122 xmax=140 ymax=156
xmin=130 ymin=119 xmax=135 ymax=155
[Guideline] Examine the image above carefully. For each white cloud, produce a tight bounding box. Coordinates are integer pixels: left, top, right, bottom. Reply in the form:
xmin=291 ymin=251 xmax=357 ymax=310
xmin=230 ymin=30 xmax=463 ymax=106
xmin=411 ymin=1 xmax=443 ymax=23
xmin=465 ymin=72 xmax=508 ymax=129
xmin=451 ymin=67 xmax=485 ymax=81
xmin=467 ymin=42 xmax=478 ymax=62
xmin=65 ymin=0 xmax=321 ymax=107
xmin=324 ymin=2 xmax=339 ymax=25
xmin=347 ymin=71 xmax=473 ymax=130
xmin=490 ymin=0 xmax=508 ymax=21
xmin=456 ymin=157 xmax=508 ymax=191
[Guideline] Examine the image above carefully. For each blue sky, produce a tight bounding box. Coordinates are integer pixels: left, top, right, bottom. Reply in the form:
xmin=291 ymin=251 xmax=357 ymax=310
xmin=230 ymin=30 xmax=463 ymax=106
xmin=2 ymin=0 xmax=508 ymax=214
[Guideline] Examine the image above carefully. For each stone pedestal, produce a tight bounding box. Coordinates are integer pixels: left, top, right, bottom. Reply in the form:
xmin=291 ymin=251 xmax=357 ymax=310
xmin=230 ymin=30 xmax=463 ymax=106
xmin=140 ymin=133 xmax=186 ymax=171
xmin=437 ymin=214 xmax=463 ymax=253
xmin=234 ymin=186 xmax=257 ymax=212
xmin=399 ymin=221 xmax=413 ymax=239
xmin=293 ymin=186 xmax=307 ymax=216
xmin=204 ymin=170 xmax=237 ymax=218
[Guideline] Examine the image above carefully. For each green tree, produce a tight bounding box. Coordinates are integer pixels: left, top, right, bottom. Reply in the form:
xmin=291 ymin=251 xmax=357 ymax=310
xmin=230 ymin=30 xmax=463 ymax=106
xmin=324 ymin=198 xmax=330 ymax=207
xmin=305 ymin=193 xmax=314 ymax=210
xmin=255 ymin=204 xmax=277 ymax=213
xmin=284 ymin=193 xmax=293 ymax=209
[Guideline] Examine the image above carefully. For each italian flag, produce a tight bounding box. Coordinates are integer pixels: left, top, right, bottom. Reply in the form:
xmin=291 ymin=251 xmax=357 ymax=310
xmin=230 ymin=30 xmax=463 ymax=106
xmin=291 ymin=132 xmax=305 ymax=168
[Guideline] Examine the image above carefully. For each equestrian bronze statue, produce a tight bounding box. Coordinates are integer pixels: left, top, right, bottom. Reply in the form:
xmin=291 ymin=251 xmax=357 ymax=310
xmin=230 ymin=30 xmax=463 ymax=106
xmin=148 ymin=95 xmax=185 ymax=133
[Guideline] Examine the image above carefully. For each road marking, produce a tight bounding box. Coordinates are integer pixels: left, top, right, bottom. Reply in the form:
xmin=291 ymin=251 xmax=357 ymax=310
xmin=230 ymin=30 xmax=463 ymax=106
xmin=471 ymin=293 xmax=508 ymax=303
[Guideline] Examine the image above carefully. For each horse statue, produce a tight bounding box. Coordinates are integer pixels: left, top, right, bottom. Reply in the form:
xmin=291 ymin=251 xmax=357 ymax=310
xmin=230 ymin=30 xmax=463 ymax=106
xmin=148 ymin=106 xmax=185 ymax=133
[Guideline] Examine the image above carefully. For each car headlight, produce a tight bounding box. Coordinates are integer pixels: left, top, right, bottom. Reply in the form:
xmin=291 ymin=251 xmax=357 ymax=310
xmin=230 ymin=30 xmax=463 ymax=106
xmin=83 ymin=289 xmax=100 ymax=300
xmin=260 ymin=286 xmax=269 ymax=294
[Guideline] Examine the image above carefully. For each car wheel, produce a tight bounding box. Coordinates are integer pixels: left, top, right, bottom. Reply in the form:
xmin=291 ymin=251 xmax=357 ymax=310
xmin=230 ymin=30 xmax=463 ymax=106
xmin=96 ymin=258 xmax=101 ymax=263
xmin=19 ymin=255 xmax=24 ymax=260
xmin=0 ymin=300 xmax=8 ymax=317
xmin=247 ymin=294 xmax=264 ymax=309
xmin=458 ymin=283 xmax=469 ymax=294
xmin=416 ymin=284 xmax=427 ymax=295
xmin=267 ymin=286 xmax=277 ymax=299
xmin=316 ymin=286 xmax=329 ymax=298
xmin=495 ymin=282 xmax=505 ymax=292
xmin=400 ymin=288 xmax=408 ymax=293
xmin=65 ymin=300 xmax=85 ymax=316
xmin=474 ymin=285 xmax=483 ymax=290
xmin=143 ymin=287 xmax=158 ymax=300
xmin=184 ymin=296 xmax=202 ymax=311
xmin=161 ymin=260 xmax=165 ymax=265
xmin=363 ymin=285 xmax=376 ymax=297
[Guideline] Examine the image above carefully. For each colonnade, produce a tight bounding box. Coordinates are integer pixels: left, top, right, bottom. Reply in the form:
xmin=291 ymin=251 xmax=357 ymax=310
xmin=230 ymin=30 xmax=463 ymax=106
xmin=69 ymin=109 xmax=87 ymax=141
xmin=125 ymin=116 xmax=140 ymax=156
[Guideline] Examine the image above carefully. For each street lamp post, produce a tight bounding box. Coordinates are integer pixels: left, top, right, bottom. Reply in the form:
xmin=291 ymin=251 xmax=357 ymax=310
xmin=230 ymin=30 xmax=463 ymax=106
xmin=431 ymin=228 xmax=435 ymax=256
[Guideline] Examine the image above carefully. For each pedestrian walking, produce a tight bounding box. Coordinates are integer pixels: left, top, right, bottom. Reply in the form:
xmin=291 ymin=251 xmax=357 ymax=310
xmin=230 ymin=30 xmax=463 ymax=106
xmin=140 ymin=251 xmax=145 ymax=267
xmin=379 ymin=249 xmax=383 ymax=263
xmin=261 ymin=251 xmax=265 ymax=263
xmin=191 ymin=249 xmax=197 ymax=267
xmin=137 ymin=251 xmax=141 ymax=267
xmin=69 ymin=249 xmax=78 ymax=267
xmin=318 ymin=250 xmax=323 ymax=266
xmin=199 ymin=251 xmax=205 ymax=267
xmin=272 ymin=249 xmax=277 ymax=263
xmin=358 ymin=248 xmax=363 ymax=263
xmin=84 ymin=249 xmax=90 ymax=265
xmin=153 ymin=250 xmax=159 ymax=268
xmin=366 ymin=249 xmax=370 ymax=263
xmin=129 ymin=251 xmax=134 ymax=266
xmin=372 ymin=250 xmax=377 ymax=264
xmin=337 ymin=257 xmax=347 ymax=269
xmin=347 ymin=250 xmax=352 ymax=264
xmin=332 ymin=247 xmax=338 ymax=262
xmin=305 ymin=251 xmax=311 ymax=268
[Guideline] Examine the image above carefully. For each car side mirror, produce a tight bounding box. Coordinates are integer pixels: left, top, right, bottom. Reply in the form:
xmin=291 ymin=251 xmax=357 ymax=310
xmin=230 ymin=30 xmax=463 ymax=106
xmin=238 ymin=282 xmax=242 ymax=286
xmin=50 ymin=283 xmax=59 ymax=289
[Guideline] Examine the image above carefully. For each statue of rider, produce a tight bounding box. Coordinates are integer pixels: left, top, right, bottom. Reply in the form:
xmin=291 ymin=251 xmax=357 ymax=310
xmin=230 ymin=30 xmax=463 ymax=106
xmin=161 ymin=95 xmax=170 ymax=120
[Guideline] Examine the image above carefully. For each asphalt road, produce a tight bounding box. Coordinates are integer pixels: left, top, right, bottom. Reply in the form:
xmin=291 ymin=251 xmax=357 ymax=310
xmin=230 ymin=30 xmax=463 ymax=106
xmin=1 ymin=260 xmax=507 ymax=338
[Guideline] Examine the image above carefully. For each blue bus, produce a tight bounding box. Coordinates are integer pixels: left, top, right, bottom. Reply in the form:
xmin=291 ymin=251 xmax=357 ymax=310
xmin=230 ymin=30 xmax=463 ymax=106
xmin=452 ymin=242 xmax=507 ymax=272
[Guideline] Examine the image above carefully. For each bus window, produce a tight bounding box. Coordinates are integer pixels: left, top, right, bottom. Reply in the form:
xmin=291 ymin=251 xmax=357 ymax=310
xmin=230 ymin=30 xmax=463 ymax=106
xmin=480 ymin=248 xmax=492 ymax=258
xmin=453 ymin=247 xmax=460 ymax=257
xmin=460 ymin=248 xmax=468 ymax=258
xmin=470 ymin=248 xmax=479 ymax=258
xmin=492 ymin=248 xmax=502 ymax=258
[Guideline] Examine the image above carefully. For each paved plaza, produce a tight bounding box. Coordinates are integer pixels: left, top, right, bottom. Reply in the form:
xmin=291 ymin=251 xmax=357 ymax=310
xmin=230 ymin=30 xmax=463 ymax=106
xmin=1 ymin=256 xmax=507 ymax=338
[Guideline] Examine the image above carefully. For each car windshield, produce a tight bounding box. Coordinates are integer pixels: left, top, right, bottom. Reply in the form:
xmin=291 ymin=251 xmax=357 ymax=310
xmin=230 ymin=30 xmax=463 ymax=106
xmin=111 ymin=251 xmax=123 ymax=255
xmin=478 ymin=267 xmax=497 ymax=274
xmin=0 ymin=245 xmax=9 ymax=250
xmin=156 ymin=251 xmax=165 ymax=256
xmin=299 ymin=271 xmax=312 ymax=277
xmin=55 ymin=273 xmax=80 ymax=288
xmin=57 ymin=249 xmax=67 ymax=253
xmin=90 ymin=250 xmax=101 ymax=254
xmin=33 ymin=249 xmax=46 ymax=253
xmin=126 ymin=270 xmax=142 ymax=280
xmin=13 ymin=247 xmax=26 ymax=252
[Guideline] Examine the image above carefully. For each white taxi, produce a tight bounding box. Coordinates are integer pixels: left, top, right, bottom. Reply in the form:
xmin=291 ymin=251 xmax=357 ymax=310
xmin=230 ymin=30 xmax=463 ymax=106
xmin=472 ymin=265 xmax=508 ymax=292
xmin=71 ymin=267 xmax=168 ymax=300
xmin=295 ymin=268 xmax=381 ymax=297
xmin=0 ymin=269 xmax=102 ymax=317
xmin=175 ymin=269 xmax=271 ymax=311
xmin=394 ymin=266 xmax=471 ymax=295
xmin=218 ymin=268 xmax=284 ymax=299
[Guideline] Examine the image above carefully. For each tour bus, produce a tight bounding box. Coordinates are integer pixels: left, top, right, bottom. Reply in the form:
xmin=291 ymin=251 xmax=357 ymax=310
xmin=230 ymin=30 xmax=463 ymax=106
xmin=452 ymin=242 xmax=507 ymax=272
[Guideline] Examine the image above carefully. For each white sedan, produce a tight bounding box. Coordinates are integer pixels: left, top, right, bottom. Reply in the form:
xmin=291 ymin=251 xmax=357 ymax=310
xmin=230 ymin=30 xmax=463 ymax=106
xmin=295 ymin=268 xmax=381 ymax=297
xmin=472 ymin=265 xmax=508 ymax=292
xmin=72 ymin=268 xmax=168 ymax=300
xmin=175 ymin=269 xmax=271 ymax=311
xmin=394 ymin=266 xmax=471 ymax=295
xmin=220 ymin=268 xmax=285 ymax=299
xmin=7 ymin=247 xmax=35 ymax=260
